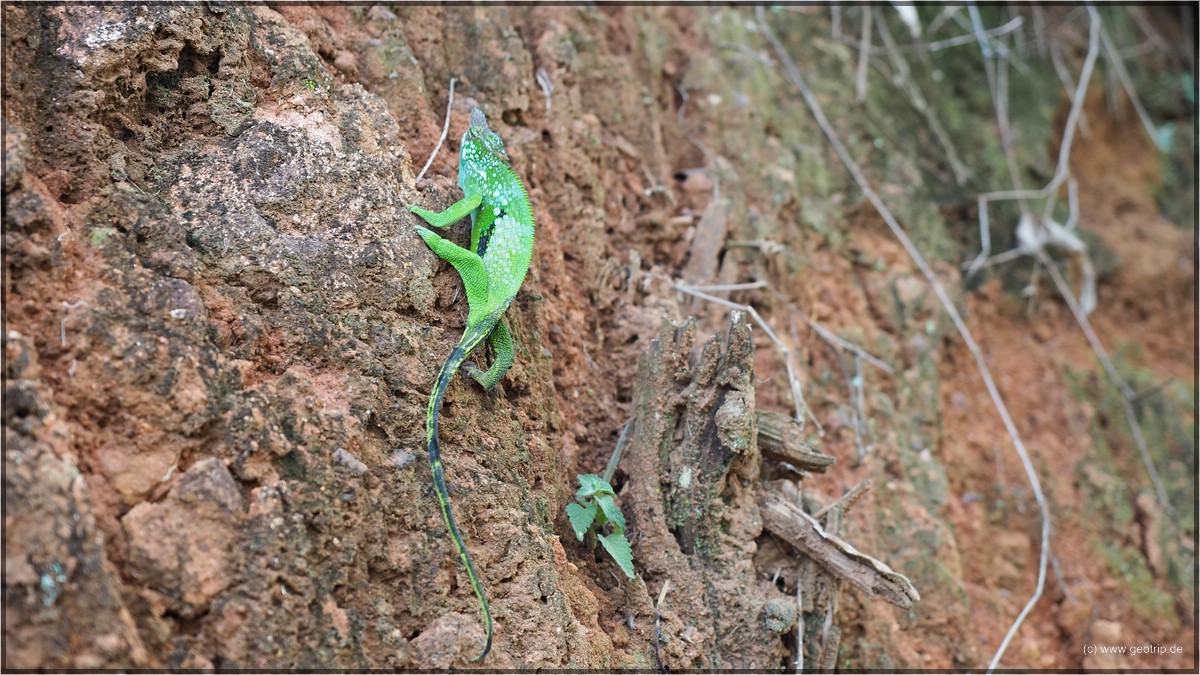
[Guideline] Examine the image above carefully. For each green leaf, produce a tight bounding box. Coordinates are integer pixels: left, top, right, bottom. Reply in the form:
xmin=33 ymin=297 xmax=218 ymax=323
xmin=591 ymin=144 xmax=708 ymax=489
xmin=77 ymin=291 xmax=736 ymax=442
xmin=575 ymin=474 xmax=613 ymax=500
xmin=595 ymin=494 xmax=626 ymax=532
xmin=566 ymin=501 xmax=597 ymax=541
xmin=599 ymin=531 xmax=635 ymax=578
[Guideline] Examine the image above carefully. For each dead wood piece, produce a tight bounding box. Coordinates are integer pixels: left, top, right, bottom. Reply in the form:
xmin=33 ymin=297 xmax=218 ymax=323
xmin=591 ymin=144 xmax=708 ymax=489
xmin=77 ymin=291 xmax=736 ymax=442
xmin=759 ymin=491 xmax=919 ymax=609
xmin=757 ymin=410 xmax=835 ymax=472
xmin=820 ymin=624 xmax=841 ymax=672
xmin=681 ymin=198 xmax=730 ymax=285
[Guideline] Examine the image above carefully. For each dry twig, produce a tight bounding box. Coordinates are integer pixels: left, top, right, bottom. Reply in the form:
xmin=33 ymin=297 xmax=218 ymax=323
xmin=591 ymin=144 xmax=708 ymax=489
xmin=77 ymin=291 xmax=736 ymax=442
xmin=759 ymin=491 xmax=920 ymax=609
xmin=60 ymin=300 xmax=86 ymax=347
xmin=855 ymin=6 xmax=873 ymax=102
xmin=415 ymin=77 xmax=456 ymax=184
xmin=813 ymin=478 xmax=873 ymax=519
xmin=535 ymin=68 xmax=552 ymax=116
xmin=1037 ymin=253 xmax=1173 ymax=515
xmin=1097 ymin=17 xmax=1159 ymax=143
xmin=757 ymin=410 xmax=835 ymax=472
xmin=795 ymin=581 xmax=804 ymax=673
xmin=653 ymin=579 xmax=670 ymax=671
xmin=837 ymin=14 xmax=1023 ymax=55
xmin=875 ymin=16 xmax=970 ymax=185
xmin=804 ymin=313 xmax=893 ymax=374
xmin=603 ymin=418 xmax=634 ymax=485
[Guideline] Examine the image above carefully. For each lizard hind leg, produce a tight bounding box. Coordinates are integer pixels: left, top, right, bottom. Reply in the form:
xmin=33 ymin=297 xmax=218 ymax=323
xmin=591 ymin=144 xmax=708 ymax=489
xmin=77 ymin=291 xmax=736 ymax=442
xmin=465 ymin=319 xmax=515 ymax=391
xmin=414 ymin=226 xmax=491 ymax=320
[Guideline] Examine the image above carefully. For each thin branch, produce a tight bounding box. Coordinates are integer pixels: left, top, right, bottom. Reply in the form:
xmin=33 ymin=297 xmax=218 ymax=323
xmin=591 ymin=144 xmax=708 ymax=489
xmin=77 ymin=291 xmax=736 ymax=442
xmin=958 ymin=4 xmax=1019 ymax=61
xmin=653 ymin=580 xmax=670 ymax=671
xmin=997 ymin=53 xmax=1031 ymax=217
xmin=967 ymin=3 xmax=996 ymax=59
xmin=855 ymin=6 xmax=872 ymax=102
xmin=966 ymin=9 xmax=1167 ymax=517
xmin=796 ymin=311 xmax=894 ymax=375
xmin=1049 ymin=552 xmax=1079 ymax=605
xmin=1097 ymin=14 xmax=1159 ymax=143
xmin=1129 ymin=378 xmax=1174 ymax=404
xmin=1030 ymin=5 xmax=1048 ymax=57
xmin=1037 ymin=252 xmax=1173 ymax=515
xmin=1043 ymin=11 xmax=1102 ymax=223
xmin=875 ymin=16 xmax=970 ymax=185
xmin=685 ymin=280 xmax=770 ymax=293
xmin=964 ymin=3 xmax=1011 ymax=271
xmin=813 ymin=478 xmax=873 ymax=519
xmin=967 ymin=18 xmax=1100 ymax=278
xmin=971 ymin=8 xmax=1102 ymax=667
xmin=835 ymin=14 xmax=1023 ymax=55
xmin=925 ymin=5 xmax=962 ymax=37
xmin=536 ymin=68 xmax=553 ymax=117
xmin=755 ymin=10 xmax=1050 ymax=673
xmin=833 ymin=348 xmax=869 ymax=460
xmin=415 ymin=77 xmax=457 ymax=184
xmin=687 ymin=279 xmax=899 ymax=375
xmin=853 ymin=356 xmax=867 ymax=459
xmin=60 ymin=300 xmax=86 ymax=347
xmin=795 ymin=581 xmax=804 ymax=674
xmin=1127 ymin=7 xmax=1170 ymax=58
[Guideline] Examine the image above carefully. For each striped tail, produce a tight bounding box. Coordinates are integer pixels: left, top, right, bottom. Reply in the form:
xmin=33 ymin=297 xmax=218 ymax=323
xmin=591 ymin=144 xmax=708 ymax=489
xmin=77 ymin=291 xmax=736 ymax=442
xmin=426 ymin=317 xmax=497 ymax=662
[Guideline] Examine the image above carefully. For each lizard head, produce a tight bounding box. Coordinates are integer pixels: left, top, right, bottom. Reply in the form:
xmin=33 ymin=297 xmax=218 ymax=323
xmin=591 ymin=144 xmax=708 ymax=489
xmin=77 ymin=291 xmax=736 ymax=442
xmin=463 ymin=108 xmax=509 ymax=163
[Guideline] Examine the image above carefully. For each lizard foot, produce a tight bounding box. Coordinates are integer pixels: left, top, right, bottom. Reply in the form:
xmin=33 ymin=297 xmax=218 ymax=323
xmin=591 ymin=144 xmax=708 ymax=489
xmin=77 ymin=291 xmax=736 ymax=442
xmin=463 ymin=361 xmax=504 ymax=393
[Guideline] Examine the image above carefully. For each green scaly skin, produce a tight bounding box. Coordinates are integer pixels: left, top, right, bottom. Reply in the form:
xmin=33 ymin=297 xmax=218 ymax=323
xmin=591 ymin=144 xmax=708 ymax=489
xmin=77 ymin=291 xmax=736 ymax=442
xmin=408 ymin=108 xmax=535 ymax=662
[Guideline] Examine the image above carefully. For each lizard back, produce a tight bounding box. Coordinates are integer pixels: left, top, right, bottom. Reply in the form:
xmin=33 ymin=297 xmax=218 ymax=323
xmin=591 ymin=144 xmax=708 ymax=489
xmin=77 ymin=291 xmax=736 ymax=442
xmin=457 ymin=118 xmax=535 ymax=306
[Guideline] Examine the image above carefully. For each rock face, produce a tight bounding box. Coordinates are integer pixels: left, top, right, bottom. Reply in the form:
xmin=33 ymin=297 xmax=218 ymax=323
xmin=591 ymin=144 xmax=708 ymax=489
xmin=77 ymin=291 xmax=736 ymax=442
xmin=122 ymin=458 xmax=243 ymax=620
xmin=2 ymin=4 xmax=590 ymax=669
xmin=4 ymin=333 xmax=150 ymax=670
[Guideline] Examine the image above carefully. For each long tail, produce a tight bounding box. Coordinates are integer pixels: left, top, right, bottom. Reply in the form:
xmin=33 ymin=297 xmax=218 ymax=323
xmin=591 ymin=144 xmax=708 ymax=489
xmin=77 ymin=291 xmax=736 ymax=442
xmin=426 ymin=317 xmax=497 ymax=662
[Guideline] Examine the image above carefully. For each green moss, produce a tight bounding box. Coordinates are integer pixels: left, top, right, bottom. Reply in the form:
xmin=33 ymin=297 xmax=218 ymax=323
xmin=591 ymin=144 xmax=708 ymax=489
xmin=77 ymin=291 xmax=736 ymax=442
xmin=532 ymin=494 xmax=552 ymax=532
xmin=1098 ymin=540 xmax=1180 ymax=630
xmin=1156 ymin=120 xmax=1197 ymax=229
xmin=1068 ymin=354 xmax=1196 ymax=626
xmin=88 ymin=227 xmax=117 ymax=246
xmin=842 ymin=636 xmax=897 ymax=671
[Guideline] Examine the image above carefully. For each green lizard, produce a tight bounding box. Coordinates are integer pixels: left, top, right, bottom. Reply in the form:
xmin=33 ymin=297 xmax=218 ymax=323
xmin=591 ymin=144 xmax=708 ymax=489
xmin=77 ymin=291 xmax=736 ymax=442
xmin=408 ymin=107 xmax=535 ymax=662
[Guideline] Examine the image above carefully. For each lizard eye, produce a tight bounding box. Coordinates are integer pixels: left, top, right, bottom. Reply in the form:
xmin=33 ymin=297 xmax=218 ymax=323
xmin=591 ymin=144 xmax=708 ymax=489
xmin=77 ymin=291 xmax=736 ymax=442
xmin=484 ymin=135 xmax=508 ymax=161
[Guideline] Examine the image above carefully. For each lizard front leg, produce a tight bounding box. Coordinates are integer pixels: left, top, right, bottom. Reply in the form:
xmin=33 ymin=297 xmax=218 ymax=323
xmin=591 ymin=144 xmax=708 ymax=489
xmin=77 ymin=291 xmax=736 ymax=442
xmin=465 ymin=318 xmax=515 ymax=391
xmin=410 ymin=192 xmax=483 ymax=228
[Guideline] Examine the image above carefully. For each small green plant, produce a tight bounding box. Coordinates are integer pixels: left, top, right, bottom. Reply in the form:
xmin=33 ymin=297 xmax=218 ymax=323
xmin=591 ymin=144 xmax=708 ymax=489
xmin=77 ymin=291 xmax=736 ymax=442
xmin=566 ymin=474 xmax=634 ymax=578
